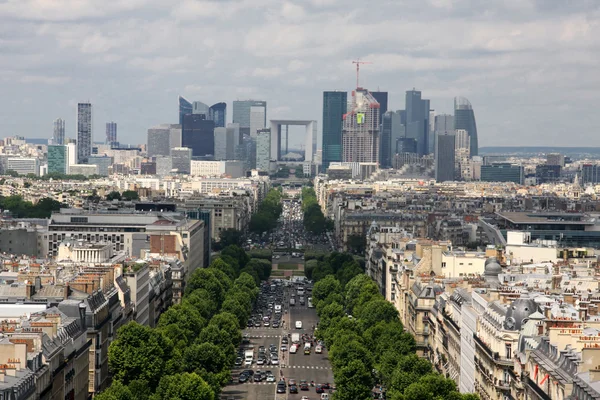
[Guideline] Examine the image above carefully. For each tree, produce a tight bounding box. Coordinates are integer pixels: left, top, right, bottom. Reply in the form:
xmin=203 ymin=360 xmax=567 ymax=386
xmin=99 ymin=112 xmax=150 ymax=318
xmin=304 ymin=259 xmax=318 ymax=279
xmin=185 ymin=269 xmax=227 ymax=306
xmin=157 ymin=303 xmax=205 ymax=345
xmin=218 ymin=228 xmax=243 ymax=247
xmin=183 ymin=342 xmax=228 ymax=375
xmin=221 ymin=296 xmax=249 ymax=327
xmin=356 ymin=299 xmax=399 ymax=329
xmin=106 ymin=191 xmax=122 ymax=201
xmin=345 ymin=274 xmax=379 ymax=315
xmin=312 ymin=275 xmax=342 ymax=306
xmin=246 ymin=258 xmax=271 ymax=281
xmin=209 ymin=258 xmax=236 ymax=281
xmin=208 ymin=312 xmax=241 ymax=346
xmin=94 ymin=380 xmax=134 ymax=400
xmin=108 ymin=322 xmax=172 ymax=389
xmin=221 ymin=245 xmax=250 ymax=269
xmin=346 ymin=233 xmax=366 ymax=254
xmin=184 ymin=289 xmax=218 ymax=321
xmin=333 ymin=359 xmax=374 ymax=400
xmin=151 ymin=373 xmax=214 ymax=400
xmin=336 ymin=260 xmax=363 ymax=287
xmin=122 ymin=190 xmax=139 ymax=201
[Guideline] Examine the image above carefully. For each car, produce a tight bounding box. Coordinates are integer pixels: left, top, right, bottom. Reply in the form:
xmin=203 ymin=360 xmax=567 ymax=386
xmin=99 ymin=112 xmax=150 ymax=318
xmin=321 ymin=383 xmax=331 ymax=389
xmin=272 ymin=321 xmax=280 ymax=328
xmin=264 ymin=320 xmax=270 ymax=327
xmin=316 ymin=384 xmax=324 ymax=393
xmin=302 ymin=397 xmax=310 ymax=400
xmin=277 ymin=381 xmax=286 ymax=393
xmin=256 ymin=358 xmax=265 ymax=365
xmin=238 ymin=374 xmax=249 ymax=383
xmin=258 ymin=346 xmax=265 ymax=353
xmin=296 ymin=321 xmax=303 ymax=329
xmin=288 ymin=379 xmax=297 ymax=386
xmin=281 ymin=344 xmax=288 ymax=351
xmin=254 ymin=321 xmax=261 ymax=327
xmin=266 ymin=374 xmax=276 ymax=382
xmin=300 ymin=381 xmax=309 ymax=391
xmin=234 ymin=357 xmax=243 ymax=366
xmin=281 ymin=337 xmax=288 ymax=344
xmin=254 ymin=374 xmax=262 ymax=382
xmin=270 ymin=356 xmax=279 ymax=365
xmin=289 ymin=385 xmax=298 ymax=394
xmin=315 ymin=346 xmax=322 ymax=354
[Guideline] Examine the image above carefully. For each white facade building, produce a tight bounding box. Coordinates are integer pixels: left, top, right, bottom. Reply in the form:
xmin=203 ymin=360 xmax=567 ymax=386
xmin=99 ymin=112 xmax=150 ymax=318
xmin=7 ymin=157 xmax=39 ymax=176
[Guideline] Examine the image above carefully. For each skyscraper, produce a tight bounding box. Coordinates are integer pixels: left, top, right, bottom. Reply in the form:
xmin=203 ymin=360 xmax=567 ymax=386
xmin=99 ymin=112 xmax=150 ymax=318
xmin=106 ymin=122 xmax=117 ymax=146
xmin=171 ymin=147 xmax=192 ymax=174
xmin=48 ymin=145 xmax=68 ymax=174
xmin=148 ymin=124 xmax=180 ymax=157
xmin=193 ymin=101 xmax=210 ymax=116
xmin=209 ymin=102 xmax=227 ymax=128
xmin=53 ymin=118 xmax=65 ymax=145
xmin=182 ymin=114 xmax=215 ymax=157
xmin=178 ymin=96 xmax=193 ymax=125
xmin=435 ymin=132 xmax=455 ymax=182
xmin=342 ymin=88 xmax=380 ymax=163
xmin=380 ymin=110 xmax=402 ymax=168
xmin=214 ymin=123 xmax=241 ymax=161
xmin=405 ymin=90 xmax=430 ymax=156
xmin=371 ymin=91 xmax=388 ymax=126
xmin=256 ymin=129 xmax=271 ymax=171
xmin=232 ymin=100 xmax=267 ymax=137
xmin=322 ymin=91 xmax=347 ymax=170
xmin=77 ymin=103 xmax=92 ymax=163
xmin=454 ymin=97 xmax=479 ymax=157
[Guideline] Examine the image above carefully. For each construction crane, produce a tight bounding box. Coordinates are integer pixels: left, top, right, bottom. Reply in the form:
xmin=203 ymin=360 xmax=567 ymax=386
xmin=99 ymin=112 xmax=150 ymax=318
xmin=352 ymin=58 xmax=372 ymax=89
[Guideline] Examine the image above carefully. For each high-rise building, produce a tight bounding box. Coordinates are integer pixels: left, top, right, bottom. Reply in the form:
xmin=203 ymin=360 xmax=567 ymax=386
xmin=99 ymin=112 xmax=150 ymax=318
xmin=48 ymin=145 xmax=68 ymax=174
xmin=256 ymin=129 xmax=271 ymax=171
xmin=66 ymin=142 xmax=77 ymax=173
xmin=209 ymin=102 xmax=227 ymax=128
xmin=53 ymin=118 xmax=65 ymax=145
xmin=214 ymin=123 xmax=241 ymax=160
xmin=536 ymin=165 xmax=561 ymax=184
xmin=214 ymin=127 xmax=227 ymax=160
xmin=397 ymin=137 xmax=417 ymax=154
xmin=481 ymin=164 xmax=523 ymax=184
xmin=193 ymin=101 xmax=210 ymax=116
xmin=232 ymin=100 xmax=267 ymax=137
xmin=88 ymin=155 xmax=113 ymax=176
xmin=405 ymin=90 xmax=430 ymax=156
xmin=155 ymin=156 xmax=173 ymax=176
xmin=182 ymin=114 xmax=215 ymax=158
xmin=106 ymin=122 xmax=117 ymax=146
xmin=433 ymin=114 xmax=454 ymax=156
xmin=454 ymin=97 xmax=479 ymax=157
xmin=322 ymin=91 xmax=347 ymax=169
xmin=435 ymin=132 xmax=455 ymax=182
xmin=380 ymin=110 xmax=402 ymax=168
xmin=171 ymin=147 xmax=192 ymax=174
xmin=77 ymin=103 xmax=92 ymax=164
xmin=178 ymin=96 xmax=193 ymax=125
xmin=147 ymin=125 xmax=171 ymax=157
xmin=546 ymin=153 xmax=565 ymax=167
xmin=371 ymin=91 xmax=388 ymax=126
xmin=342 ymin=88 xmax=380 ymax=163
xmin=454 ymin=129 xmax=470 ymax=151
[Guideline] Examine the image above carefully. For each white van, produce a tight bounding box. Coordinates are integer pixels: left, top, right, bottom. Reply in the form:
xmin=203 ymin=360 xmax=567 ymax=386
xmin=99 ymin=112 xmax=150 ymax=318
xmin=320 ymin=394 xmax=329 ymax=400
xmin=274 ymin=304 xmax=282 ymax=313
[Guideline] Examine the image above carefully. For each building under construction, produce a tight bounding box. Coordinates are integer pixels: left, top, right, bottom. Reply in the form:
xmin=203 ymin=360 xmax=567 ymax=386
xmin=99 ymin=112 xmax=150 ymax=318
xmin=342 ymin=88 xmax=380 ymax=164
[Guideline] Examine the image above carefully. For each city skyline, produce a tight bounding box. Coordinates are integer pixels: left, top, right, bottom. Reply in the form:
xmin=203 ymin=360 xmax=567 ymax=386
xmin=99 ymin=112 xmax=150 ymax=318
xmin=2 ymin=1 xmax=598 ymax=147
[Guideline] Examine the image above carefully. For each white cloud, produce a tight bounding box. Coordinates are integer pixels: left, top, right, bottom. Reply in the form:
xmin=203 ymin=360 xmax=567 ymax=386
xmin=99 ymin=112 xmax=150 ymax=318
xmin=1 ymin=0 xmax=600 ymax=146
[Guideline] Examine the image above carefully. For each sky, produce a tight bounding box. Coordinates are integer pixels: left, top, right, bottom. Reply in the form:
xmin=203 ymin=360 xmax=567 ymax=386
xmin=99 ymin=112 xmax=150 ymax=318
xmin=1 ymin=0 xmax=600 ymax=147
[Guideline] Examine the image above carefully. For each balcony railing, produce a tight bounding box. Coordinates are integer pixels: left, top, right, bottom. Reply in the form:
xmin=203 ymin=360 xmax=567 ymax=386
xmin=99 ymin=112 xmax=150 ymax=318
xmin=524 ymin=376 xmax=551 ymax=400
xmin=473 ymin=333 xmax=513 ymax=366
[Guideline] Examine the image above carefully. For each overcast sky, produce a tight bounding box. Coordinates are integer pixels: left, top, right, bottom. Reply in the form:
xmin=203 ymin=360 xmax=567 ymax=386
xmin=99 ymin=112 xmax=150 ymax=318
xmin=1 ymin=0 xmax=599 ymax=147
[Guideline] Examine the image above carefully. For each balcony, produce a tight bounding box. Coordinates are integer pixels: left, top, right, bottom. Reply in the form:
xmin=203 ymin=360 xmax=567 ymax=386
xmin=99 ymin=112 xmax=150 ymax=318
xmin=524 ymin=376 xmax=551 ymax=400
xmin=473 ymin=333 xmax=514 ymax=366
xmin=495 ymin=380 xmax=511 ymax=391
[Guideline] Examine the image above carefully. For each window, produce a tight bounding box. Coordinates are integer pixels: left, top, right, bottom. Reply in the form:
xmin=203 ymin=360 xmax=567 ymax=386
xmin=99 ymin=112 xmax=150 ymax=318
xmin=441 ymin=262 xmax=447 ymax=268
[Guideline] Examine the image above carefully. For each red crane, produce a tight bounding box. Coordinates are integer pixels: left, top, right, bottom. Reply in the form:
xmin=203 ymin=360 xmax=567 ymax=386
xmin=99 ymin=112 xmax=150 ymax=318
xmin=352 ymin=58 xmax=372 ymax=89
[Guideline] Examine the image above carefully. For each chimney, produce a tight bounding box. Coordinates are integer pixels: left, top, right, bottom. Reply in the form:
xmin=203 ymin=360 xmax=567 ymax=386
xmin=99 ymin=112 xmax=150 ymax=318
xmin=78 ymin=302 xmax=87 ymax=332
xmin=25 ymin=282 xmax=34 ymax=300
xmin=63 ymin=283 xmax=70 ymax=300
xmin=34 ymin=276 xmax=41 ymax=292
xmin=564 ymin=293 xmax=574 ymax=305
